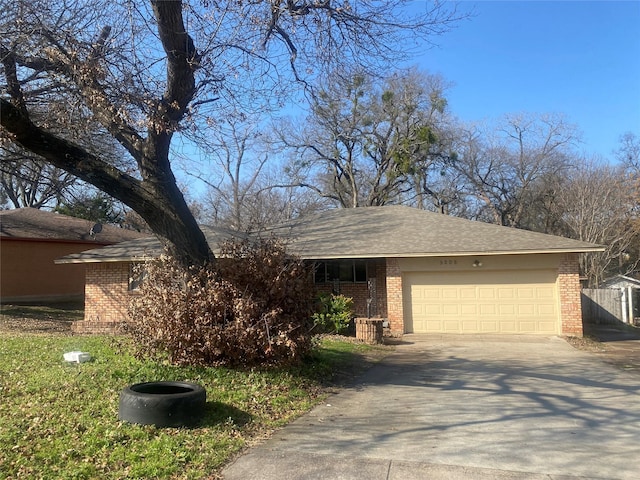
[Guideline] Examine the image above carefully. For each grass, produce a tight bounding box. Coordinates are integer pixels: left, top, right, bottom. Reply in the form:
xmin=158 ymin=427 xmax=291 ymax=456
xmin=0 ymin=301 xmax=84 ymax=322
xmin=0 ymin=333 xmax=392 ymax=479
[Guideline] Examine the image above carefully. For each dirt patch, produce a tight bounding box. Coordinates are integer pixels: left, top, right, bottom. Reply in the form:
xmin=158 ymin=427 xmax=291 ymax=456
xmin=563 ymin=335 xmax=607 ymax=353
xmin=565 ymin=329 xmax=640 ymax=374
xmin=0 ymin=302 xmax=81 ymax=336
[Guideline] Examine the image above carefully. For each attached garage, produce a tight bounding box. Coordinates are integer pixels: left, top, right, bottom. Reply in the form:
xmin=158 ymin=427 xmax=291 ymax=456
xmin=404 ymin=269 xmax=559 ymax=334
xmin=400 ymin=254 xmax=567 ymax=335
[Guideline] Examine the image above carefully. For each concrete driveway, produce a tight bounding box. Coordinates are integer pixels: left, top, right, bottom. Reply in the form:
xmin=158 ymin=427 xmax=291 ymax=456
xmin=223 ymin=335 xmax=640 ymax=479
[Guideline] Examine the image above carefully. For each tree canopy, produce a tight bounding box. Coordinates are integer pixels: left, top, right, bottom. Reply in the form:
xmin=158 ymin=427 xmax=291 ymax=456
xmin=1 ymin=0 xmax=462 ymax=266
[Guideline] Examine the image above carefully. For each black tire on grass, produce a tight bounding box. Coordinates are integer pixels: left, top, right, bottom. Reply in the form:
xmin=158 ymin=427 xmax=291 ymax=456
xmin=118 ymin=381 xmax=206 ymax=427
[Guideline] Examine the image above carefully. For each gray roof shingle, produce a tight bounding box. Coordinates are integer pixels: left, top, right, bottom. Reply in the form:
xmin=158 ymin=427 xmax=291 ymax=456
xmin=266 ymin=205 xmax=603 ymax=258
xmin=0 ymin=207 xmax=146 ymax=244
xmin=57 ymin=205 xmax=603 ymax=263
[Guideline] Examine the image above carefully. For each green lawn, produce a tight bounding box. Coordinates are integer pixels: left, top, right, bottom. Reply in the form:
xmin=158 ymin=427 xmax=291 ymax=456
xmin=0 ymin=334 xmax=391 ymax=479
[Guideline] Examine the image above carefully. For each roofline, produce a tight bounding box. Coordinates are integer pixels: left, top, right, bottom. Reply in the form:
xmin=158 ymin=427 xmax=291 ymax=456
xmin=303 ymin=248 xmax=605 ymax=260
xmin=56 ymin=246 xmax=605 ymax=264
xmin=1 ymin=236 xmax=115 ymax=246
xmin=55 ymin=255 xmax=156 ymax=265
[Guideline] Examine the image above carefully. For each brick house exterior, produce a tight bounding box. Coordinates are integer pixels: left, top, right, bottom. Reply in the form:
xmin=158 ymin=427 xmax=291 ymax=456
xmin=72 ymin=262 xmax=131 ymax=334
xmin=73 ymin=251 xmax=587 ymax=337
xmin=61 ymin=206 xmax=602 ymax=337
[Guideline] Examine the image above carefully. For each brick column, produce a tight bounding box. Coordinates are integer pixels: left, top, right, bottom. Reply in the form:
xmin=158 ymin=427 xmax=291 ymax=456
xmin=385 ymin=258 xmax=404 ymax=335
xmin=558 ymin=253 xmax=583 ymax=337
xmin=72 ymin=262 xmax=131 ymax=334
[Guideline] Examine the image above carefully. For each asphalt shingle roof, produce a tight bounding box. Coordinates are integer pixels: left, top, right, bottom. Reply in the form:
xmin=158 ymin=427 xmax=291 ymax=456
xmin=0 ymin=207 xmax=146 ymax=244
xmin=57 ymin=206 xmax=603 ymax=263
xmin=266 ymin=205 xmax=603 ymax=258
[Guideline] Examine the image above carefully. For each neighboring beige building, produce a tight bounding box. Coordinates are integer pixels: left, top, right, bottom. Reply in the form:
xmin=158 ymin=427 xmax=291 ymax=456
xmin=59 ymin=206 xmax=604 ymax=337
xmin=0 ymin=208 xmax=145 ymax=303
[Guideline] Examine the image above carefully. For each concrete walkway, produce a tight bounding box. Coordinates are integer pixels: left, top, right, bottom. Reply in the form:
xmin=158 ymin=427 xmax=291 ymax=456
xmin=223 ymin=335 xmax=640 ymax=479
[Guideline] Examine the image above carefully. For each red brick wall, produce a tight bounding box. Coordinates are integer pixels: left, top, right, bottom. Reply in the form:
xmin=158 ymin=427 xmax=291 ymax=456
xmin=74 ymin=255 xmax=582 ymax=339
xmin=314 ymin=259 xmax=388 ymax=318
xmin=77 ymin=259 xmax=393 ymax=334
xmin=73 ymin=262 xmax=130 ymax=334
xmin=558 ymin=253 xmax=583 ymax=337
xmin=315 ymin=283 xmax=369 ymax=315
xmin=385 ymin=258 xmax=404 ymax=334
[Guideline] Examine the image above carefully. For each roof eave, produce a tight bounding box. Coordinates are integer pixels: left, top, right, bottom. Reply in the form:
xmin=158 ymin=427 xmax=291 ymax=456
xmin=266 ymin=246 xmax=608 ymax=260
xmin=55 ymin=254 xmax=157 ymax=264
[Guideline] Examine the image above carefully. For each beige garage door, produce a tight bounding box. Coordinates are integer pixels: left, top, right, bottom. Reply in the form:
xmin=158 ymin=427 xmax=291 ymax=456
xmin=404 ymin=269 xmax=559 ymax=334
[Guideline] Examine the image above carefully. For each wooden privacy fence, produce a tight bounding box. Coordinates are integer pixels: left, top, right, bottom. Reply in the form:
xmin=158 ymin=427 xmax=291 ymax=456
xmin=581 ymin=288 xmax=623 ymax=324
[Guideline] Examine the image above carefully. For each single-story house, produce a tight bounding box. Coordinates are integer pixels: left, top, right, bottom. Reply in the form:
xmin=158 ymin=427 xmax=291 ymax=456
xmin=58 ymin=205 xmax=604 ymax=336
xmin=0 ymin=208 xmax=146 ymax=303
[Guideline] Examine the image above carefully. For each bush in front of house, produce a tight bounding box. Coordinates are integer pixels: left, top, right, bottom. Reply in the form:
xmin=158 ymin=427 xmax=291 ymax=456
xmin=126 ymin=238 xmax=316 ymax=366
xmin=312 ymin=293 xmax=354 ymax=335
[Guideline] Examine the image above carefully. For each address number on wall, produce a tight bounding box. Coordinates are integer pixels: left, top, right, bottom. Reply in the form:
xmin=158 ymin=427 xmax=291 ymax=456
xmin=439 ymin=259 xmax=457 ymax=265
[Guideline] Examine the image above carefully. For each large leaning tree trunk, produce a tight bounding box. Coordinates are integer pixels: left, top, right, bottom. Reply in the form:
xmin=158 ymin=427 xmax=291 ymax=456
xmin=1 ymin=98 xmax=210 ymax=265
xmin=0 ymin=1 xmax=211 ymax=266
xmin=1 ymin=1 xmax=463 ymax=266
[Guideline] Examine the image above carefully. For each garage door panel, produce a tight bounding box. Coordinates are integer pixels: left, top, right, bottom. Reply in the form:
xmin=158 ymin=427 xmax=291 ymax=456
xmin=478 ymin=288 xmax=495 ymax=299
xmin=479 ymin=304 xmax=496 ymax=315
xmin=443 ymin=304 xmax=459 ymax=315
xmin=405 ymin=270 xmax=559 ymax=334
xmin=538 ymin=288 xmax=555 ymax=299
xmin=443 ymin=320 xmax=461 ymax=332
xmin=442 ymin=289 xmax=458 ymax=299
xmin=538 ymin=321 xmax=557 ymax=331
xmin=518 ymin=304 xmax=535 ymax=315
xmin=460 ymin=305 xmax=477 ymax=315
xmin=539 ymin=304 xmax=555 ymax=315
xmin=498 ymin=288 xmax=515 ymax=299
xmin=423 ymin=288 xmax=440 ymax=299
xmin=460 ymin=288 xmax=476 ymax=299
xmin=498 ymin=304 xmax=515 ymax=315
xmin=425 ymin=305 xmax=440 ymax=315
xmin=480 ymin=320 xmax=498 ymax=331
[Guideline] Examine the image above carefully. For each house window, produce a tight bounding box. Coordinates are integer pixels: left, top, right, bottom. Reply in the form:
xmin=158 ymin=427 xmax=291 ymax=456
xmin=314 ymin=260 xmax=367 ymax=284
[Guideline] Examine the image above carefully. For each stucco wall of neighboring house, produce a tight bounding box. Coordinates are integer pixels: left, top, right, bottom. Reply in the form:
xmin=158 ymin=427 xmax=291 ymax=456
xmin=0 ymin=238 xmax=91 ymax=302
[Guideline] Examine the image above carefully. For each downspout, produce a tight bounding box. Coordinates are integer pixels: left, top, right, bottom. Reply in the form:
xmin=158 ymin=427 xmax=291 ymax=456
xmin=621 ymin=287 xmax=628 ymax=324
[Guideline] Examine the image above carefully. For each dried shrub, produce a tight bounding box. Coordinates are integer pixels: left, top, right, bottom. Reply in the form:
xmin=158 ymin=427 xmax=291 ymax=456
xmin=126 ymin=238 xmax=316 ymax=367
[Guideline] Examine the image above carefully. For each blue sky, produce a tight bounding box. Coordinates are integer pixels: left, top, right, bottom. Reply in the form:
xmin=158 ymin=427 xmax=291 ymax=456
xmin=413 ymin=0 xmax=640 ymax=160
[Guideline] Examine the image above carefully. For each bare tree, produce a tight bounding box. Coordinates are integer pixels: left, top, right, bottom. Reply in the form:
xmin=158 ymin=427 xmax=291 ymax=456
xmin=617 ymin=132 xmax=640 ymax=174
xmin=453 ymin=114 xmax=578 ymax=227
xmin=551 ymin=160 xmax=640 ymax=286
xmin=194 ymin=115 xmax=327 ymax=230
xmin=189 ymin=117 xmax=269 ymax=230
xmin=1 ymin=0 xmax=463 ymax=266
xmin=279 ymin=68 xmax=454 ymax=208
xmin=0 ymin=146 xmax=77 ymax=208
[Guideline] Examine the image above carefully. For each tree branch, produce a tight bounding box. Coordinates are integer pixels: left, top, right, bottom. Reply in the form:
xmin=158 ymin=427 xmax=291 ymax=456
xmin=0 ymin=98 xmax=148 ymax=208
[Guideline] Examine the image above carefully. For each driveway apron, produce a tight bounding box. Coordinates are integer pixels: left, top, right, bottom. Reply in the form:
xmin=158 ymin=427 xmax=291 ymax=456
xmin=223 ymin=335 xmax=640 ymax=479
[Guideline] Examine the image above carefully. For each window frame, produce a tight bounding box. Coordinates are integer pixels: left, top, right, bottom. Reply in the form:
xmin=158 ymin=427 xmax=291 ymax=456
xmin=314 ymin=260 xmax=368 ymax=284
